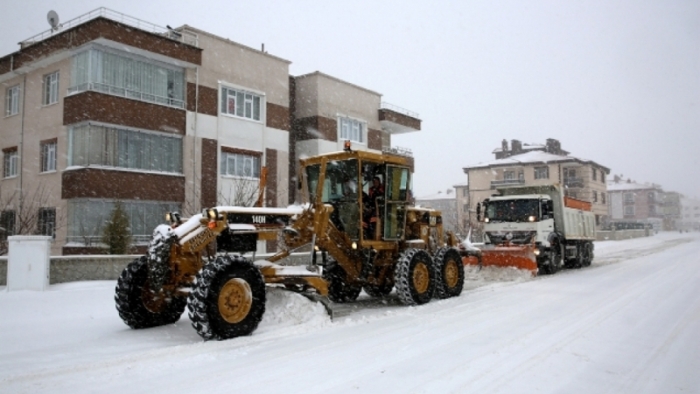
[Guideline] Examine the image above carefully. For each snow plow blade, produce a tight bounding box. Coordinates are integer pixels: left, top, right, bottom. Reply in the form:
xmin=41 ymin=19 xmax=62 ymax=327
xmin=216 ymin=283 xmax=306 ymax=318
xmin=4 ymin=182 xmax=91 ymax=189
xmin=462 ymin=245 xmax=538 ymax=275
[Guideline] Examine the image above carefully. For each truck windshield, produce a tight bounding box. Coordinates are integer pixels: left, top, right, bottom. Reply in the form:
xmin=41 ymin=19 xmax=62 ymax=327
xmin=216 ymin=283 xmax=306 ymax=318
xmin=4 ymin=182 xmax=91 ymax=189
xmin=305 ymin=159 xmax=359 ymax=203
xmin=485 ymin=199 xmax=540 ymax=222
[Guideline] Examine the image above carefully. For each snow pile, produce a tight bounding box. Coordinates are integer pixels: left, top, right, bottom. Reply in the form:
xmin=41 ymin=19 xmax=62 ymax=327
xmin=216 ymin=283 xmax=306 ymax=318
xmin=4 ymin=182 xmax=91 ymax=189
xmin=464 ymin=264 xmax=534 ymax=283
xmin=256 ymin=288 xmax=330 ymax=333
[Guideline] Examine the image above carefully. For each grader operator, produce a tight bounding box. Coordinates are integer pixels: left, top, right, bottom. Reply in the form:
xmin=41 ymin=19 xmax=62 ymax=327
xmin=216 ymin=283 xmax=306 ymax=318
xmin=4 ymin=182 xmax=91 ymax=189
xmin=115 ymin=143 xmax=465 ymax=340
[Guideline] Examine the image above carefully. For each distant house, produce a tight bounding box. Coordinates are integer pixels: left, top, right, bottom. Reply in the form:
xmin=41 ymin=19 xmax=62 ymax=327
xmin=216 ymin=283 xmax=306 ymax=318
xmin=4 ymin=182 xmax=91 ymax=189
xmin=415 ymin=189 xmax=458 ymax=234
xmin=679 ymin=197 xmax=700 ymax=231
xmin=462 ymin=139 xmax=610 ymax=229
xmin=607 ymin=177 xmax=664 ymax=229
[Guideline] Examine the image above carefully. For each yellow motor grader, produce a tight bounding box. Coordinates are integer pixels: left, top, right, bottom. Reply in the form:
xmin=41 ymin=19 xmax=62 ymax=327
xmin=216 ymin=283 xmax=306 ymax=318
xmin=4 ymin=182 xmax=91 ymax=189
xmin=115 ymin=143 xmax=465 ymax=340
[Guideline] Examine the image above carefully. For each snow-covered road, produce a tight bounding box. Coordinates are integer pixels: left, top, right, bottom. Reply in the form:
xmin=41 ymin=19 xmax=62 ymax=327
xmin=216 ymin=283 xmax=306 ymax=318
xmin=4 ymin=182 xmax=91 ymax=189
xmin=1 ymin=232 xmax=699 ymax=393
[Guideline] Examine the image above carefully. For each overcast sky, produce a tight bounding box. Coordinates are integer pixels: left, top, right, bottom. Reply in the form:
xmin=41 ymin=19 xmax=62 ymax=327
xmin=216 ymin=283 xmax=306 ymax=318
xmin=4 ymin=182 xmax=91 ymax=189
xmin=2 ymin=0 xmax=698 ymax=198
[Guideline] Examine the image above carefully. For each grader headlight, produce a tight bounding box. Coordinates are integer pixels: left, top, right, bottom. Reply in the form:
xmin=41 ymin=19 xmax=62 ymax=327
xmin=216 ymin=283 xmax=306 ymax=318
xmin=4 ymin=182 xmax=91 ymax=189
xmin=206 ymin=208 xmax=219 ymax=220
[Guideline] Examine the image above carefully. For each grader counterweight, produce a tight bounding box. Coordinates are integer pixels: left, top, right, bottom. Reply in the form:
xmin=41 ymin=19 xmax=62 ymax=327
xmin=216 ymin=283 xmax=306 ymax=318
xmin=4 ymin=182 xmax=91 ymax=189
xmin=115 ymin=144 xmax=466 ymax=340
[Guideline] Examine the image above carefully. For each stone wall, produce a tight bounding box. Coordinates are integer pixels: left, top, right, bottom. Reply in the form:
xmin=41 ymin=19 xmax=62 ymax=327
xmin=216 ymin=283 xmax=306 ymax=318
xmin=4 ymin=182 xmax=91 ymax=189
xmin=596 ymin=229 xmax=650 ymax=241
xmin=0 ymin=253 xmax=313 ymax=286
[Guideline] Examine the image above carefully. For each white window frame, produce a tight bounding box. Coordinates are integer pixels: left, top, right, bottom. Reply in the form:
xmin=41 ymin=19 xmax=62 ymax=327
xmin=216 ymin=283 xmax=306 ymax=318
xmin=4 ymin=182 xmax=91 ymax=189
xmin=3 ymin=149 xmax=18 ymax=178
xmin=220 ymin=151 xmax=261 ymax=179
xmin=338 ymin=116 xmax=366 ymax=144
xmin=43 ymin=71 xmax=59 ymax=106
xmin=220 ymin=85 xmax=263 ymax=122
xmin=5 ymin=85 xmax=19 ymax=116
xmin=41 ymin=140 xmax=57 ymax=173
xmin=624 ymin=205 xmax=635 ymax=217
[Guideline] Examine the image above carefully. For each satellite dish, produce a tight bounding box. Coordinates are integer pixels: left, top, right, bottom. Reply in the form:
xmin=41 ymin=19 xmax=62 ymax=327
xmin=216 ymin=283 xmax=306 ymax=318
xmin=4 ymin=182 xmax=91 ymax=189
xmin=47 ymin=10 xmax=60 ymax=31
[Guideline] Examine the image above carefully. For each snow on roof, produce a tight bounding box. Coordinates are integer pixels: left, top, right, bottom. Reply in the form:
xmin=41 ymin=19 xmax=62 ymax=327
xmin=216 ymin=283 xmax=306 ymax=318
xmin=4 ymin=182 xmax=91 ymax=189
xmin=416 ymin=190 xmax=456 ymax=201
xmin=607 ymin=181 xmax=661 ymax=192
xmin=464 ymin=150 xmax=609 ymax=171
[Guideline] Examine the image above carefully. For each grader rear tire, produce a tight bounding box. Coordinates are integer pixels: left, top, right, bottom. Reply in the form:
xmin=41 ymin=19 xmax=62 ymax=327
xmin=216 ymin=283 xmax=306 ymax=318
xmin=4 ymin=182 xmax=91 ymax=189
xmin=433 ymin=247 xmax=464 ymax=299
xmin=115 ymin=256 xmax=186 ymax=329
xmin=188 ymin=255 xmax=266 ymax=340
xmin=395 ymin=249 xmax=436 ymax=305
xmin=323 ymin=260 xmax=361 ymax=303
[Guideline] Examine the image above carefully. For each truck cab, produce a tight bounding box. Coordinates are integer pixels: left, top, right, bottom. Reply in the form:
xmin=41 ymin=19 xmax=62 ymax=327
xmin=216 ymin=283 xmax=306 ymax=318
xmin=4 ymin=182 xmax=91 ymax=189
xmin=481 ymin=194 xmax=555 ymax=248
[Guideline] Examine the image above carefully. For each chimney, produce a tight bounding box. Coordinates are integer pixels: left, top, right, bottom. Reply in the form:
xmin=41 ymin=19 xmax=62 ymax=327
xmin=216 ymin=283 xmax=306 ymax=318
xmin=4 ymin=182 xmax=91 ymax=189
xmin=501 ymin=139 xmax=508 ymax=152
xmin=511 ymin=139 xmax=522 ymax=154
xmin=546 ymin=138 xmax=561 ymax=155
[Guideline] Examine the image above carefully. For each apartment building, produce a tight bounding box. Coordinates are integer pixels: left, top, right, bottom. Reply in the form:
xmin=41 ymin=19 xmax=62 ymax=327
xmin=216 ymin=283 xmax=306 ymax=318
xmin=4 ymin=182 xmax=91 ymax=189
xmin=461 ymin=139 xmax=610 ymax=229
xmin=0 ymin=8 xmax=420 ymax=255
xmin=607 ymin=178 xmax=664 ymax=229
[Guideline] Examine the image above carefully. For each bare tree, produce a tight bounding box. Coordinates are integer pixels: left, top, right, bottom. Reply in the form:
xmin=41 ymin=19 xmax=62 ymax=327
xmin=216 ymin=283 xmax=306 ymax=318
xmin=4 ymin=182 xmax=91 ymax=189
xmin=0 ymin=183 xmax=65 ymax=255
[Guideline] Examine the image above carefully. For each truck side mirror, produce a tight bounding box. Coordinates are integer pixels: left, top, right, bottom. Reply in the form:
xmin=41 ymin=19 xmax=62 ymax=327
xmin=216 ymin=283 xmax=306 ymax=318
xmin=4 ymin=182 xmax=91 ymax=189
xmin=476 ymin=203 xmax=482 ymax=222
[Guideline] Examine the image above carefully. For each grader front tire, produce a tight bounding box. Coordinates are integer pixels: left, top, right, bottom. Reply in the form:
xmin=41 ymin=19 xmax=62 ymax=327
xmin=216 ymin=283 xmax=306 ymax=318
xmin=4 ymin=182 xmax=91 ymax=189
xmin=323 ymin=261 xmax=361 ymax=303
xmin=115 ymin=256 xmax=186 ymax=329
xmin=188 ymin=256 xmax=266 ymax=340
xmin=395 ymin=249 xmax=436 ymax=305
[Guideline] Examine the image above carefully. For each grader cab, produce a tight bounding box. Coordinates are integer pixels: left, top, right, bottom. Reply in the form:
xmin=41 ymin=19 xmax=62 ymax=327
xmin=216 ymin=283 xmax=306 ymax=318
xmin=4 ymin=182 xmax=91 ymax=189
xmin=115 ymin=143 xmax=465 ymax=340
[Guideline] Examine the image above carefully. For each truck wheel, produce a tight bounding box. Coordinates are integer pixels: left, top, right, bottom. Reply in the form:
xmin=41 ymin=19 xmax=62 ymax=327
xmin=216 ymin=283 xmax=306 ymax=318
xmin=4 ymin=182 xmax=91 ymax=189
xmin=433 ymin=247 xmax=464 ymax=299
xmin=546 ymin=242 xmax=563 ymax=275
xmin=395 ymin=248 xmax=436 ymax=305
xmin=582 ymin=242 xmax=594 ymax=267
xmin=323 ymin=260 xmax=361 ymax=303
xmin=115 ymin=256 xmax=186 ymax=329
xmin=188 ymin=256 xmax=266 ymax=340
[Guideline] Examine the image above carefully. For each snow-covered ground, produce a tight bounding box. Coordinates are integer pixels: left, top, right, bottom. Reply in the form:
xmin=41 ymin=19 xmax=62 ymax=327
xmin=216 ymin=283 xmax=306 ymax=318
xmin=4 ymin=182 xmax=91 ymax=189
xmin=1 ymin=232 xmax=699 ymax=393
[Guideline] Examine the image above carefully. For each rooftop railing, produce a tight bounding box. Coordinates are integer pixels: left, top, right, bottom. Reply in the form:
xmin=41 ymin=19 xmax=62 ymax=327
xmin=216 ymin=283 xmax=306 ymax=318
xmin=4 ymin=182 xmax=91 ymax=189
xmin=380 ymin=102 xmax=420 ymax=119
xmin=19 ymin=7 xmax=197 ymax=49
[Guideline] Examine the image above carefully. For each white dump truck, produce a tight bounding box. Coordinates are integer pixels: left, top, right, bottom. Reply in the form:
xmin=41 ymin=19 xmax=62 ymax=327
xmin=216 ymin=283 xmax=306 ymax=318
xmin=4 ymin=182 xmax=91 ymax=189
xmin=476 ymin=183 xmax=596 ymax=274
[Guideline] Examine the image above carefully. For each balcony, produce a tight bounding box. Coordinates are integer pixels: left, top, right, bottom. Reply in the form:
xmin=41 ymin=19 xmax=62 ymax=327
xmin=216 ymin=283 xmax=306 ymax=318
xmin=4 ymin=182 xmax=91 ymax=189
xmin=378 ymin=102 xmax=421 ymax=134
xmin=491 ymin=179 xmax=525 ymax=189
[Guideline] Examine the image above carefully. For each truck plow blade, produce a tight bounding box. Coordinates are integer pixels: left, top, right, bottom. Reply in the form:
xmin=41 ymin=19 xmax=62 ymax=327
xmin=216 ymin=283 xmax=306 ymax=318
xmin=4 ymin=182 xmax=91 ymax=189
xmin=462 ymin=246 xmax=538 ymax=275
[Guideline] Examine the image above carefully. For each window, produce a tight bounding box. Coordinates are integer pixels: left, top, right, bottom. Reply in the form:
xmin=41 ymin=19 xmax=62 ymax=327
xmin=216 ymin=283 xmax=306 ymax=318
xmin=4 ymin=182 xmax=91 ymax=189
xmin=41 ymin=139 xmax=57 ymax=172
xmin=71 ymin=49 xmax=185 ymax=108
xmin=339 ymin=116 xmax=365 ymax=143
xmin=43 ymin=71 xmax=59 ymax=105
xmin=601 ymin=172 xmax=606 ymax=183
xmin=67 ymin=200 xmax=179 ymax=245
xmin=220 ymin=150 xmax=261 ymax=178
xmin=593 ymin=191 xmax=598 ymax=202
xmin=69 ymin=124 xmax=182 ymax=173
xmin=0 ymin=210 xmax=15 ymax=240
xmin=37 ymin=208 xmax=56 ymax=238
xmin=220 ymin=86 xmax=262 ymax=121
xmin=463 ymin=204 xmax=469 ymax=213
xmin=5 ymin=85 xmax=19 ymax=116
xmin=624 ymin=193 xmax=635 ymax=204
xmin=534 ymin=166 xmax=549 ymax=179
xmin=3 ymin=147 xmax=18 ymax=178
xmin=624 ymin=205 xmax=635 ymax=217
xmin=462 ymin=188 xmax=468 ymax=197
xmin=504 ymin=170 xmax=515 ymax=180
xmin=592 ymin=169 xmax=597 ymax=181
xmin=602 ymin=193 xmax=606 ymax=204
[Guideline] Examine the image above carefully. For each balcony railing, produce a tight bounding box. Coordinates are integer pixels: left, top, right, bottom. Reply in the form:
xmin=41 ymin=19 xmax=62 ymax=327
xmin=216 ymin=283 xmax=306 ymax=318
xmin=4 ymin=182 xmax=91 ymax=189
xmin=380 ymin=102 xmax=420 ymax=119
xmin=564 ymin=177 xmax=584 ymax=188
xmin=491 ymin=179 xmax=525 ymax=189
xmin=19 ymin=7 xmax=198 ymax=49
